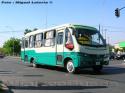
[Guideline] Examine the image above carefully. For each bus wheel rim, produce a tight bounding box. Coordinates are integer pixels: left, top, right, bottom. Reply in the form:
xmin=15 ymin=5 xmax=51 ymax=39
xmin=33 ymin=62 xmax=36 ymax=67
xmin=67 ymin=62 xmax=74 ymax=73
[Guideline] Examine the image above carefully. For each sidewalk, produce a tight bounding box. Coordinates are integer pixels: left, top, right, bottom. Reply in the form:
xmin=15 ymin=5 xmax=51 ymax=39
xmin=6 ymin=56 xmax=20 ymax=59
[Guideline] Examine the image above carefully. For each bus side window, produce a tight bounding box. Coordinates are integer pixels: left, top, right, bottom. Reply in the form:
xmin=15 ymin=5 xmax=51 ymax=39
xmin=41 ymin=33 xmax=43 ymax=46
xmin=29 ymin=35 xmax=34 ymax=48
xmin=65 ymin=28 xmax=74 ymax=50
xmin=25 ymin=38 xmax=29 ymax=48
xmin=57 ymin=32 xmax=63 ymax=44
xmin=44 ymin=30 xmax=55 ymax=46
xmin=35 ymin=33 xmax=43 ymax=48
xmin=65 ymin=29 xmax=73 ymax=44
xmin=44 ymin=32 xmax=50 ymax=46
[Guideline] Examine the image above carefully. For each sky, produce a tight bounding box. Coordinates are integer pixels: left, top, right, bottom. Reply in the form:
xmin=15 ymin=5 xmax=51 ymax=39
xmin=0 ymin=0 xmax=125 ymax=47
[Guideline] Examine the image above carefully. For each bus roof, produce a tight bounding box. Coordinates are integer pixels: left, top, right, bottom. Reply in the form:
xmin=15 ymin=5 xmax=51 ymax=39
xmin=72 ymin=25 xmax=97 ymax=31
xmin=25 ymin=24 xmax=97 ymax=37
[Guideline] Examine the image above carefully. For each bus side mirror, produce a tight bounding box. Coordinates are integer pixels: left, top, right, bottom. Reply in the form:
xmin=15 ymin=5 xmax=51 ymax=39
xmin=65 ymin=43 xmax=74 ymax=50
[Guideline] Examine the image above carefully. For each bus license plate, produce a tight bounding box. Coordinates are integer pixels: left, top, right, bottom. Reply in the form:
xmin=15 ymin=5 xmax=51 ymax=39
xmin=96 ymin=62 xmax=100 ymax=65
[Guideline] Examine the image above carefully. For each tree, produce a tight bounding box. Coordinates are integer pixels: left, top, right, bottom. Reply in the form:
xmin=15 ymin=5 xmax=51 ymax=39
xmin=3 ymin=38 xmax=21 ymax=56
xmin=24 ymin=29 xmax=32 ymax=35
xmin=33 ymin=28 xmax=38 ymax=31
xmin=24 ymin=28 xmax=38 ymax=34
xmin=108 ymin=44 xmax=114 ymax=52
xmin=0 ymin=48 xmax=5 ymax=54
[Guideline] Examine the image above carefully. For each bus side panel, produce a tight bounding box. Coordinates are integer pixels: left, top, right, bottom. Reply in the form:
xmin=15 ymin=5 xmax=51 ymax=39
xmin=63 ymin=52 xmax=79 ymax=68
xmin=21 ymin=50 xmax=25 ymax=61
xmin=37 ymin=52 xmax=56 ymax=66
xmin=23 ymin=50 xmax=36 ymax=63
xmin=34 ymin=46 xmax=56 ymax=66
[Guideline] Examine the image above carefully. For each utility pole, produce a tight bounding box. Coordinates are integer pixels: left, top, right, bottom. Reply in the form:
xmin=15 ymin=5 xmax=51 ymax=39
xmin=45 ymin=4 xmax=48 ymax=29
xmin=99 ymin=24 xmax=100 ymax=32
xmin=104 ymin=29 xmax=107 ymax=40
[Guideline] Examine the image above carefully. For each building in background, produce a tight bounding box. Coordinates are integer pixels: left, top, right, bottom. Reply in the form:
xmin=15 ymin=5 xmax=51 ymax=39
xmin=114 ymin=41 xmax=125 ymax=54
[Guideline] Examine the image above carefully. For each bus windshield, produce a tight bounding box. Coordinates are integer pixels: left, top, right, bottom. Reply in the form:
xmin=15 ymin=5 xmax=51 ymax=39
xmin=75 ymin=28 xmax=106 ymax=47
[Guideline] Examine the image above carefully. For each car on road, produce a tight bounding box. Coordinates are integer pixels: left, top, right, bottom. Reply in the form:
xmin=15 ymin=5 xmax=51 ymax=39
xmin=115 ymin=54 xmax=125 ymax=60
xmin=0 ymin=54 xmax=5 ymax=58
xmin=109 ymin=52 xmax=116 ymax=60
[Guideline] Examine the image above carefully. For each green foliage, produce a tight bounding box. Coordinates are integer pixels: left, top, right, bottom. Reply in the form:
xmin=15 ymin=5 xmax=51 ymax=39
xmin=108 ymin=44 xmax=114 ymax=52
xmin=24 ymin=29 xmax=32 ymax=35
xmin=0 ymin=48 xmax=5 ymax=54
xmin=3 ymin=38 xmax=21 ymax=56
xmin=24 ymin=28 xmax=38 ymax=34
xmin=33 ymin=28 xmax=38 ymax=31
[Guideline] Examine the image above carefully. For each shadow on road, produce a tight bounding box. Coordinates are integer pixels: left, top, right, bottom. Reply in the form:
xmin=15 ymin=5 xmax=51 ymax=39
xmin=0 ymin=71 xmax=14 ymax=75
xmin=8 ymin=85 xmax=107 ymax=90
xmin=41 ymin=65 xmax=125 ymax=75
xmin=29 ymin=65 xmax=67 ymax=73
xmin=101 ymin=66 xmax=125 ymax=75
xmin=3 ymin=89 xmax=14 ymax=93
xmin=74 ymin=66 xmax=125 ymax=75
xmin=26 ymin=64 xmax=125 ymax=75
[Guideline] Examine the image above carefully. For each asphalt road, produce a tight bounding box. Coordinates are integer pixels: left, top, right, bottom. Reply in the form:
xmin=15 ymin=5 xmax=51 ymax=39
xmin=0 ymin=56 xmax=125 ymax=93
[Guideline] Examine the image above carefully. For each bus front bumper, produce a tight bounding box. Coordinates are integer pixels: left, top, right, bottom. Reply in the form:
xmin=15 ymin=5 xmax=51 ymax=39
xmin=78 ymin=54 xmax=109 ymax=68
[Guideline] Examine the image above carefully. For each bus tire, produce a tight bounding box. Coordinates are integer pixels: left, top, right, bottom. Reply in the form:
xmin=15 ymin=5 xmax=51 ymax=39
xmin=32 ymin=59 xmax=38 ymax=68
xmin=92 ymin=65 xmax=103 ymax=73
xmin=66 ymin=60 xmax=75 ymax=73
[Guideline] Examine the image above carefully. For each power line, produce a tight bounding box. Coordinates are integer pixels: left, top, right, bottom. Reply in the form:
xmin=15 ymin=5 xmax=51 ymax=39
xmin=0 ymin=30 xmax=24 ymax=33
xmin=102 ymin=26 xmax=125 ymax=30
xmin=108 ymin=30 xmax=125 ymax=32
xmin=0 ymin=29 xmax=124 ymax=34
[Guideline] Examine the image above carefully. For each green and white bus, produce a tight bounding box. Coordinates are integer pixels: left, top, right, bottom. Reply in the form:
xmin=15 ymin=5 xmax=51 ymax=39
xmin=21 ymin=24 xmax=109 ymax=73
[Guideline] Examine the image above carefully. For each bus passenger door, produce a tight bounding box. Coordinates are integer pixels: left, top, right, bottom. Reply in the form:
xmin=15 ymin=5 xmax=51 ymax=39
xmin=56 ymin=30 xmax=64 ymax=65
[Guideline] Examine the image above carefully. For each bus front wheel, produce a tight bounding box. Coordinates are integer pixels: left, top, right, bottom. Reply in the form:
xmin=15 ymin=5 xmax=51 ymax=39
xmin=66 ymin=60 xmax=75 ymax=73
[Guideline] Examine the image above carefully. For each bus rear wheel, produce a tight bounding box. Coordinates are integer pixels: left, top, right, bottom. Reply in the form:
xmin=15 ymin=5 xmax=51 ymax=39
xmin=66 ymin=60 xmax=75 ymax=73
xmin=31 ymin=59 xmax=38 ymax=68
